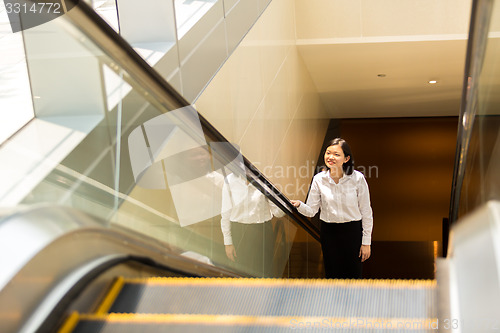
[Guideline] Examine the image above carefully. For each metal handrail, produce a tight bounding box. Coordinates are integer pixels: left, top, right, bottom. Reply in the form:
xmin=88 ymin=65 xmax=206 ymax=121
xmin=448 ymin=0 xmax=494 ymax=226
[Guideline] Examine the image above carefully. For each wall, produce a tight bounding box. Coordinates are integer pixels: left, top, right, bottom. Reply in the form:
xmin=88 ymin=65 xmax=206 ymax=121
xmin=337 ymin=117 xmax=458 ymax=242
xmin=194 ymin=0 xmax=329 ymax=200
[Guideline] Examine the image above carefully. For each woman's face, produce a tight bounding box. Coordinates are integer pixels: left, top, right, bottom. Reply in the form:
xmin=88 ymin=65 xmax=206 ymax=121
xmin=324 ymin=144 xmax=349 ymax=170
xmin=187 ymin=147 xmax=211 ymax=171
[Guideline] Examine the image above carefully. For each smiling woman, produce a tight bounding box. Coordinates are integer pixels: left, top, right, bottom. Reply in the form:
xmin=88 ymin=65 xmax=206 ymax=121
xmin=291 ymin=138 xmax=374 ymax=279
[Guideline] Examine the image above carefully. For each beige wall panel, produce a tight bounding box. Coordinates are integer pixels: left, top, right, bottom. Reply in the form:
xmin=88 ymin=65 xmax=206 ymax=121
xmin=284 ymin=49 xmax=304 ymax=116
xmin=178 ymin=1 xmax=225 ymax=62
xmin=239 ymin=108 xmax=291 ymax=169
xmin=295 ymin=0 xmax=362 ymax=40
xmin=259 ymin=61 xmax=292 ymax=123
xmin=270 ymin=118 xmax=327 ymax=201
xmin=226 ymin=38 xmax=265 ymax=144
xmin=297 ymin=92 xmax=323 ymax=119
xmin=117 ymin=0 xmax=176 ymax=44
xmin=257 ymin=0 xmax=295 ymax=93
xmin=224 ymin=0 xmax=239 ymax=14
xmin=361 ymin=0 xmax=471 ymax=37
xmin=180 ymin=21 xmax=228 ymax=101
xmin=258 ymin=0 xmax=272 ymax=12
xmin=194 ymin=63 xmax=235 ymax=142
xmin=196 ymin=0 xmax=329 ymax=200
xmin=154 ymin=45 xmax=180 ymax=80
xmin=166 ymin=70 xmax=183 ymax=96
xmin=309 ymin=119 xmax=329 ymax=159
xmin=238 ymin=96 xmax=290 ymax=173
xmin=225 ymin=0 xmax=260 ymax=53
xmin=492 ymin=1 xmax=500 ymax=32
xmin=295 ymin=0 xmax=471 ymax=40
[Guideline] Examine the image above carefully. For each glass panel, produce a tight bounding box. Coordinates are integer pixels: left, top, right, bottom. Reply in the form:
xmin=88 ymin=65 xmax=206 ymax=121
xmin=458 ymin=0 xmax=500 ymax=218
xmin=174 ymin=0 xmax=218 ymax=38
xmin=84 ymin=0 xmax=119 ymax=32
xmin=0 ymin=1 xmax=34 ymax=144
xmin=0 ymin=5 xmax=323 ymax=278
xmin=84 ymin=0 xmax=178 ymax=71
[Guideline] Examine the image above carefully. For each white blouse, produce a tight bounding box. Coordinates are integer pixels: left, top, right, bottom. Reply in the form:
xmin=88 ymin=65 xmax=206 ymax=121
xmin=297 ymin=170 xmax=373 ymax=245
xmin=221 ymin=174 xmax=285 ymax=245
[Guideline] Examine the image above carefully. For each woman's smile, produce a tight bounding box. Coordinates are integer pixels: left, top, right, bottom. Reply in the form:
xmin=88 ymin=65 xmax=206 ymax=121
xmin=324 ymin=145 xmax=347 ymax=169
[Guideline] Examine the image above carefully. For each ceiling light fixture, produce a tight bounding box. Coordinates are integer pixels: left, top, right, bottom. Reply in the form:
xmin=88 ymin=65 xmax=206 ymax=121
xmin=377 ymin=74 xmax=386 ymax=78
xmin=428 ymin=80 xmax=437 ymax=84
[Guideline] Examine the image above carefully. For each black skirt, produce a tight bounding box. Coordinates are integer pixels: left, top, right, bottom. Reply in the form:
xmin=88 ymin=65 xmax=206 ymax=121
xmin=230 ymin=221 xmax=275 ymax=277
xmin=320 ymin=219 xmax=363 ymax=279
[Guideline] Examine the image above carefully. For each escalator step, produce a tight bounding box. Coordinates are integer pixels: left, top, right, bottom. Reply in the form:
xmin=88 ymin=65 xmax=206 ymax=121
xmin=68 ymin=313 xmax=439 ymax=333
xmin=105 ymin=278 xmax=436 ymax=319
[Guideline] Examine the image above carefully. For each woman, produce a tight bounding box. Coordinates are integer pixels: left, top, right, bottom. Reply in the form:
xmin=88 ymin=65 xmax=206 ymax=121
xmin=221 ymin=173 xmax=285 ymax=277
xmin=291 ymin=138 xmax=373 ymax=279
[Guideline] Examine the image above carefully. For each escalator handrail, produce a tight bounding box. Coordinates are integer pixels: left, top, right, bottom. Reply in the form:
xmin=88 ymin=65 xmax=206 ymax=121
xmin=448 ymin=0 xmax=494 ymax=225
xmin=0 ymin=205 xmax=244 ymax=333
xmin=62 ymin=1 xmax=320 ymax=240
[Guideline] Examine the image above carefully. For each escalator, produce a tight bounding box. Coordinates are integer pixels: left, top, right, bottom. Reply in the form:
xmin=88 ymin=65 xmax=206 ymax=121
xmin=1 ymin=0 xmax=500 ymax=332
xmin=60 ymin=277 xmax=437 ymax=332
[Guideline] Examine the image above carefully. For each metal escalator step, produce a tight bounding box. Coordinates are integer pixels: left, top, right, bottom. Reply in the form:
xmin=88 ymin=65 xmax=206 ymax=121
xmin=69 ymin=313 xmax=439 ymax=333
xmin=106 ymin=278 xmax=436 ymax=320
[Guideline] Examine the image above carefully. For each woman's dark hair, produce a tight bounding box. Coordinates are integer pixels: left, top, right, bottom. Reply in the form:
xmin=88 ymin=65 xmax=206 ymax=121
xmin=325 ymin=138 xmax=354 ymax=175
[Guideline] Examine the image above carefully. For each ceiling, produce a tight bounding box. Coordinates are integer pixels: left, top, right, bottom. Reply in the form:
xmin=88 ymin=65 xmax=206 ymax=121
xmin=297 ymin=38 xmax=468 ymax=118
xmin=293 ymin=0 xmax=473 ymax=118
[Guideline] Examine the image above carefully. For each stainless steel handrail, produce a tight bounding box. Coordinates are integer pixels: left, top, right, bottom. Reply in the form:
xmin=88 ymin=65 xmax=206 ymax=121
xmin=448 ymin=0 xmax=494 ymax=226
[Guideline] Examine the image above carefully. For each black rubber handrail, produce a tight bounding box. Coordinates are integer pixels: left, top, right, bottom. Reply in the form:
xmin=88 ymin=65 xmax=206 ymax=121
xmin=62 ymin=0 xmax=320 ymax=240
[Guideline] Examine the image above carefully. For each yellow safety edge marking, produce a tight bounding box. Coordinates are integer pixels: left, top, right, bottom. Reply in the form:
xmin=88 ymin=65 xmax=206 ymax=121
xmin=123 ymin=277 xmax=436 ymax=289
xmin=76 ymin=313 xmax=439 ymax=330
xmin=57 ymin=311 xmax=80 ymax=333
xmin=95 ymin=277 xmax=125 ymax=315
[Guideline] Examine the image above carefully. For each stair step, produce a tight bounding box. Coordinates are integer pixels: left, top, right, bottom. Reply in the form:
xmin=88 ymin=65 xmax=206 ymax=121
xmin=100 ymin=277 xmax=436 ymax=319
xmin=63 ymin=313 xmax=439 ymax=333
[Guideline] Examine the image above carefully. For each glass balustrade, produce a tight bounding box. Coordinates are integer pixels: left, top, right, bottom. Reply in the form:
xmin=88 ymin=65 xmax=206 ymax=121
xmin=0 ymin=0 xmax=321 ymax=279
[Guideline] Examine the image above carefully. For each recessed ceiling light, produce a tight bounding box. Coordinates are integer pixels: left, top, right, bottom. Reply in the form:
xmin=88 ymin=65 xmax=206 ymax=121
xmin=428 ymin=80 xmax=437 ymax=84
xmin=377 ymin=74 xmax=386 ymax=78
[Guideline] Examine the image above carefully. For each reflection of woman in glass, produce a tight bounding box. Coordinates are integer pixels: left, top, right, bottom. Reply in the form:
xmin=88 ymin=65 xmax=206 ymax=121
xmin=221 ymin=173 xmax=285 ymax=277
xmin=291 ymin=138 xmax=373 ymax=279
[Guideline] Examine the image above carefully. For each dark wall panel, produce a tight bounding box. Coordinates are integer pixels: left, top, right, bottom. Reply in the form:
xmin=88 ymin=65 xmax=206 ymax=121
xmin=335 ymin=117 xmax=458 ymax=242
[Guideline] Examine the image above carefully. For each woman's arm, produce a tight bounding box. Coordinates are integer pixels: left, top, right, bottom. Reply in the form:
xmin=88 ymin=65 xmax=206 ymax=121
xmin=269 ymin=200 xmax=286 ymax=218
xmin=220 ymin=181 xmax=233 ymax=246
xmin=293 ymin=178 xmax=321 ymax=217
xmin=358 ymin=176 xmax=373 ymax=246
